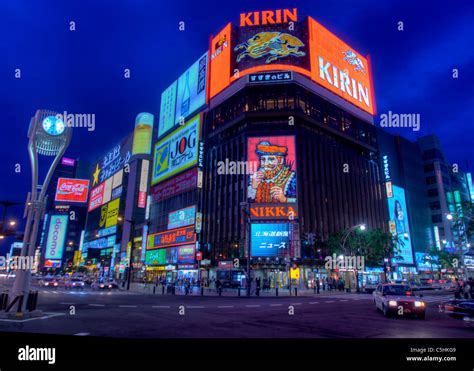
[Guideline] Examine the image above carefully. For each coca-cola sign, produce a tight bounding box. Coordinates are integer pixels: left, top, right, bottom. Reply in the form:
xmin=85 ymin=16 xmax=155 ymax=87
xmin=55 ymin=178 xmax=90 ymax=203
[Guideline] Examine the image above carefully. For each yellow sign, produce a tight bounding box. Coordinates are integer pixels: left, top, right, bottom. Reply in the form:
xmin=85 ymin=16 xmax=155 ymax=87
xmin=100 ymin=198 xmax=120 ymax=228
xmin=290 ymin=267 xmax=300 ymax=279
xmin=73 ymin=251 xmax=81 ymax=266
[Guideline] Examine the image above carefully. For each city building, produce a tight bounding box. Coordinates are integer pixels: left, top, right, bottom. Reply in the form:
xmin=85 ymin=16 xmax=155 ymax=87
xmin=81 ymin=113 xmax=154 ymax=282
xmin=38 ymin=156 xmax=90 ymax=273
xmin=146 ymin=10 xmax=389 ymax=289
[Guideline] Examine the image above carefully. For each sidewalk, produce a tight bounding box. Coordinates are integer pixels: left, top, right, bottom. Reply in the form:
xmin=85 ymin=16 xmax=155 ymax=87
xmin=124 ymin=282 xmax=362 ymax=297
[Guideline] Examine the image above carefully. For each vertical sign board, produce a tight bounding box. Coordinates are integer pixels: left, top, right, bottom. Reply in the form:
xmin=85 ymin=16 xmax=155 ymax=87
xmin=138 ymin=160 xmax=149 ymax=208
xmin=387 ymin=185 xmax=414 ymax=265
xmin=159 ymin=81 xmax=178 ymax=137
xmin=209 ymin=23 xmax=232 ymax=99
xmin=45 ymin=215 xmax=68 ymax=260
xmin=132 ymin=112 xmax=154 ymax=155
xmin=175 ymin=52 xmax=208 ymax=125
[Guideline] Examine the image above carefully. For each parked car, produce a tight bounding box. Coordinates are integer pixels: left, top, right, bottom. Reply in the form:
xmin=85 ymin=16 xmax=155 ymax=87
xmin=373 ymin=284 xmax=426 ymax=319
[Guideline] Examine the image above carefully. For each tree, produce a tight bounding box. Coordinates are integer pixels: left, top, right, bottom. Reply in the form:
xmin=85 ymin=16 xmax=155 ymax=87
xmin=423 ymin=247 xmax=460 ymax=279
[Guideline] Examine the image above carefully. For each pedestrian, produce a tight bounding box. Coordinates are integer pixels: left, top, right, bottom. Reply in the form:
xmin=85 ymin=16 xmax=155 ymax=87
xmin=454 ymin=278 xmax=462 ymax=299
xmin=316 ymin=278 xmax=320 ymax=294
xmin=344 ymin=277 xmax=350 ymax=293
xmin=464 ymin=281 xmax=471 ymax=299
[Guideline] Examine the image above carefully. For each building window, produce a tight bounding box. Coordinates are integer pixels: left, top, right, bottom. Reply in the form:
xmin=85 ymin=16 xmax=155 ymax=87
xmin=431 ymin=214 xmax=443 ymax=223
xmin=425 ymin=176 xmax=437 ymax=185
xmin=429 ymin=201 xmax=441 ymax=210
xmin=423 ymin=164 xmax=435 ymax=172
xmin=427 ymin=189 xmax=439 ymax=197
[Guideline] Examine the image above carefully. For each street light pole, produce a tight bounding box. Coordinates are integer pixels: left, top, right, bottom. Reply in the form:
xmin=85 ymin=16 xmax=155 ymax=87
xmin=240 ymin=203 xmax=251 ymax=296
xmin=9 ymin=110 xmax=72 ymax=313
xmin=340 ymin=223 xmax=366 ymax=293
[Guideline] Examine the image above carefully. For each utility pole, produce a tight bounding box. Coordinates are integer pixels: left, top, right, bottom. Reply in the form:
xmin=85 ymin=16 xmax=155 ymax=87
xmin=241 ymin=203 xmax=251 ymax=296
xmin=126 ymin=218 xmax=135 ymax=291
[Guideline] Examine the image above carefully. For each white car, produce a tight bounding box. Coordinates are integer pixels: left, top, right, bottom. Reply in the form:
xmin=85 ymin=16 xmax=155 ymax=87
xmin=373 ymin=284 xmax=426 ymax=319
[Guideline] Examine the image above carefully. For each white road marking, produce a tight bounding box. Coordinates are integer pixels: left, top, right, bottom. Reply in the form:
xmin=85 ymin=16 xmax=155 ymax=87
xmin=291 ymin=303 xmax=302 ymax=305
xmin=59 ymin=302 xmax=75 ymax=305
xmin=74 ymin=332 xmax=90 ymax=336
xmin=89 ymin=304 xmax=105 ymax=307
xmin=0 ymin=312 xmax=64 ymax=323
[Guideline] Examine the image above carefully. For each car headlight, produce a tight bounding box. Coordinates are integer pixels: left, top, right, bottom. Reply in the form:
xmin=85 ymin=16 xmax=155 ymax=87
xmin=108 ymin=284 xmax=112 ymax=288
xmin=45 ymin=283 xmax=49 ymax=286
xmin=100 ymin=284 xmax=104 ymax=288
xmin=389 ymin=300 xmax=397 ymax=307
xmin=414 ymin=301 xmax=425 ymax=307
xmin=54 ymin=283 xmax=58 ymax=286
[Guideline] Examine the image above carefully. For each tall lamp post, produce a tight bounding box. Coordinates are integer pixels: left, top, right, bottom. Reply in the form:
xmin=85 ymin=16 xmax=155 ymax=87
xmin=446 ymin=212 xmax=469 ymax=279
xmin=340 ymin=223 xmax=366 ymax=292
xmin=9 ymin=110 xmax=72 ymax=313
xmin=240 ymin=203 xmax=251 ymax=296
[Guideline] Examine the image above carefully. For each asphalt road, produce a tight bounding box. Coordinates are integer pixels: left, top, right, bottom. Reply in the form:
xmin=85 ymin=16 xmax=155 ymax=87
xmin=0 ymin=285 xmax=473 ymax=338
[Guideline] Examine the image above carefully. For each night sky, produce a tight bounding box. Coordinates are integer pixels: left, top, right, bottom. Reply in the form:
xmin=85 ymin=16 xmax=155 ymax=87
xmin=1 ymin=0 xmax=473 ymax=252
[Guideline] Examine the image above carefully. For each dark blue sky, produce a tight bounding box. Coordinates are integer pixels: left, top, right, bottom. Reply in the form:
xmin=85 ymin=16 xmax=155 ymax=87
xmin=1 ymin=0 xmax=473 ymax=248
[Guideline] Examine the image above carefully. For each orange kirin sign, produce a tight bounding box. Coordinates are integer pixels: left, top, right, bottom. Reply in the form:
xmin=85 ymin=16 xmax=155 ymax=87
xmin=308 ymin=17 xmax=376 ymax=115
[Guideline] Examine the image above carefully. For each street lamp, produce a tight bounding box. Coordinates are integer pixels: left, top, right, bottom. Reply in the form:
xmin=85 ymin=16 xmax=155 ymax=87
xmin=446 ymin=214 xmax=453 ymax=221
xmin=340 ymin=223 xmax=366 ymax=292
xmin=8 ymin=110 xmax=72 ymax=314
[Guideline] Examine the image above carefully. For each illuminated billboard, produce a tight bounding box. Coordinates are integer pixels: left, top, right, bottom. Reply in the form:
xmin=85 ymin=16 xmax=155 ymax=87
xmin=207 ymin=13 xmax=375 ymax=116
xmin=132 ymin=112 xmax=154 ymax=155
xmin=168 ymin=205 xmax=196 ymax=230
xmin=209 ymin=23 xmax=232 ymax=99
xmin=159 ymin=81 xmax=178 ymax=137
xmin=158 ymin=53 xmax=208 ymax=138
xmin=148 ymin=226 xmax=196 ymax=249
xmin=232 ymin=19 xmax=310 ymax=74
xmin=45 ymin=215 xmax=68 ymax=260
xmin=92 ymin=134 xmax=132 ymax=187
xmin=88 ymin=183 xmax=105 ymax=212
xmin=99 ymin=198 xmax=120 ymax=229
xmin=175 ymin=53 xmax=208 ymax=124
xmin=387 ymin=185 xmax=414 ymax=265
xmin=251 ymin=223 xmax=290 ymax=257
xmin=177 ymin=244 xmax=196 ymax=264
xmin=308 ymin=17 xmax=375 ymax=115
xmin=247 ymin=136 xmax=297 ymax=203
xmin=145 ymin=248 xmax=166 ymax=265
xmin=55 ymin=178 xmax=89 ymax=203
xmin=152 ymin=114 xmax=201 ymax=185
xmin=150 ymin=167 xmax=198 ymax=202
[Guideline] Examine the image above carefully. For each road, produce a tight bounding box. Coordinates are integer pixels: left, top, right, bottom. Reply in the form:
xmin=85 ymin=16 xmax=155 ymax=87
xmin=0 ymin=283 xmax=473 ymax=338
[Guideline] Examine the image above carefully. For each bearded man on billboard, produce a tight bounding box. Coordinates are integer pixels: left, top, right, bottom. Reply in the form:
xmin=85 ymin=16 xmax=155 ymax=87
xmin=248 ymin=141 xmax=296 ymax=203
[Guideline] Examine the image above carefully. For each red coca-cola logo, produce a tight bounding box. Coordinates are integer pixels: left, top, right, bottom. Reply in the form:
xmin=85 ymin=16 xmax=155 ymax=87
xmin=59 ymin=182 xmax=86 ymax=195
